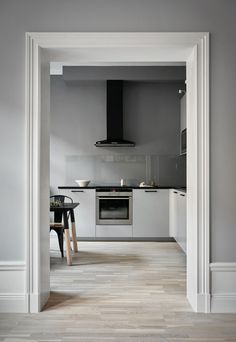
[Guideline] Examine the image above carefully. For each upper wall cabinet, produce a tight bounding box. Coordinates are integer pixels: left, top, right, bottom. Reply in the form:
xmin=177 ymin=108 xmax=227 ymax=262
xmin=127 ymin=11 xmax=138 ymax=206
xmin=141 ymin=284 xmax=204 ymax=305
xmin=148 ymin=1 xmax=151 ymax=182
xmin=180 ymin=94 xmax=186 ymax=131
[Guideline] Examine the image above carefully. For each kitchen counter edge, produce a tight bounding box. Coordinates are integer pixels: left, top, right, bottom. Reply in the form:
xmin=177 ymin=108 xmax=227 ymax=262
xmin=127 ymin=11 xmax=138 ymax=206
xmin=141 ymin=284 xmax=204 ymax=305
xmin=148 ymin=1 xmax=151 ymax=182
xmin=58 ymin=186 xmax=186 ymax=190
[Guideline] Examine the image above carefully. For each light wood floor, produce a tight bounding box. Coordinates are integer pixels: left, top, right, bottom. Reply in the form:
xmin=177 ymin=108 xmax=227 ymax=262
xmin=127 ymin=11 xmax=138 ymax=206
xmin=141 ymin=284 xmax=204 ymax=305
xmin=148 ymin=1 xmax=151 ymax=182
xmin=1 ymin=242 xmax=236 ymax=341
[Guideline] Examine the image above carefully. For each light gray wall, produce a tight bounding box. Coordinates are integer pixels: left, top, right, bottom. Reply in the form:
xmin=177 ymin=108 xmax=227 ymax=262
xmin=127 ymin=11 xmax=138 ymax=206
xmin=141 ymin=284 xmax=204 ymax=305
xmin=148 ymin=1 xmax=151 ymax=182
xmin=0 ymin=0 xmax=236 ymax=262
xmin=50 ymin=75 xmax=185 ymax=191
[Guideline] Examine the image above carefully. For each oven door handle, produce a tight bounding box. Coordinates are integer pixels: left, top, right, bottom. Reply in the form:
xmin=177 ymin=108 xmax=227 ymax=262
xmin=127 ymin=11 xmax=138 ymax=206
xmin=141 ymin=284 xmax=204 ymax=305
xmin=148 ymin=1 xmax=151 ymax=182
xmin=97 ymin=197 xmax=132 ymax=200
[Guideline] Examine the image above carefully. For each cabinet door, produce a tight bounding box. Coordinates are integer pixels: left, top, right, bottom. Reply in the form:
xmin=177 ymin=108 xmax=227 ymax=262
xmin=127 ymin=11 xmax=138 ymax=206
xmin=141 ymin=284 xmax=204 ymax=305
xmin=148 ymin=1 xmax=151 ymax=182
xmin=60 ymin=189 xmax=96 ymax=238
xmin=177 ymin=192 xmax=187 ymax=253
xmin=133 ymin=189 xmax=169 ymax=237
xmin=169 ymin=189 xmax=178 ymax=238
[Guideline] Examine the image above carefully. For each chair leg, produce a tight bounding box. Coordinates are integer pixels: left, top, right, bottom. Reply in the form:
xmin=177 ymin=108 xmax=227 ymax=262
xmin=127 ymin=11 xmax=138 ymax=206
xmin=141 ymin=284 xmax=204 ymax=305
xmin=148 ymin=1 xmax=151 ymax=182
xmin=71 ymin=222 xmax=78 ymax=253
xmin=64 ymin=229 xmax=72 ymax=266
xmin=55 ymin=229 xmax=64 ymax=258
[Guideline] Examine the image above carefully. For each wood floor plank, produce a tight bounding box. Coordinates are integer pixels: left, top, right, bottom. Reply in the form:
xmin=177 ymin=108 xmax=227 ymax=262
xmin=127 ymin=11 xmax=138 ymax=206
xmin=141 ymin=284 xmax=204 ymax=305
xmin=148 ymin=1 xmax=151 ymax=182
xmin=1 ymin=242 xmax=236 ymax=341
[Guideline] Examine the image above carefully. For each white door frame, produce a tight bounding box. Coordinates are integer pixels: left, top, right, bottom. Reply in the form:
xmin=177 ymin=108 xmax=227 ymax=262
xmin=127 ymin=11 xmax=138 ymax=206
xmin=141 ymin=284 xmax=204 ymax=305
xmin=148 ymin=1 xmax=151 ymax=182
xmin=25 ymin=32 xmax=210 ymax=313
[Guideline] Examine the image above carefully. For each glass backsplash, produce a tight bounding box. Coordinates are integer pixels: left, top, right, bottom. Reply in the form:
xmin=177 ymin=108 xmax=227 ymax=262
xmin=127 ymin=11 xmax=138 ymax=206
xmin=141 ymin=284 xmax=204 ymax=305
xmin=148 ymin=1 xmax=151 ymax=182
xmin=64 ymin=153 xmax=186 ymax=187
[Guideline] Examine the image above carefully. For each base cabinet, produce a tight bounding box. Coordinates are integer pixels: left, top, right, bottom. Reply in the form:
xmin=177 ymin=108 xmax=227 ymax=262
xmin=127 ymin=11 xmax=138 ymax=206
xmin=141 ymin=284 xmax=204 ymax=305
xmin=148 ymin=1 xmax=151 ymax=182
xmin=96 ymin=225 xmax=132 ymax=238
xmin=58 ymin=188 xmax=180 ymax=240
xmin=169 ymin=190 xmax=178 ymax=237
xmin=169 ymin=189 xmax=186 ymax=253
xmin=178 ymin=192 xmax=187 ymax=252
xmin=60 ymin=189 xmax=96 ymax=238
xmin=133 ymin=189 xmax=169 ymax=237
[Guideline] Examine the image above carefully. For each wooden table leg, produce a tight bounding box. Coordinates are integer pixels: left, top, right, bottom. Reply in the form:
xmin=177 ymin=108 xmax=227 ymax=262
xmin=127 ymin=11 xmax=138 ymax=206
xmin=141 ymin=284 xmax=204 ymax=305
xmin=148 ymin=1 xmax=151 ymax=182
xmin=70 ymin=209 xmax=78 ymax=253
xmin=63 ymin=212 xmax=72 ymax=266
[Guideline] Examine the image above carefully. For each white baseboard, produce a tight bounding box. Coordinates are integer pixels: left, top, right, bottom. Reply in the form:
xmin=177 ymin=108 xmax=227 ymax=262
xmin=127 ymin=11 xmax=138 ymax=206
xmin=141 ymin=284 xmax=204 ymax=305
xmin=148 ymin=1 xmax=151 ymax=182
xmin=1 ymin=261 xmax=235 ymax=313
xmin=211 ymin=294 xmax=236 ymax=313
xmin=210 ymin=262 xmax=236 ymax=313
xmin=0 ymin=294 xmax=28 ymax=313
xmin=0 ymin=261 xmax=28 ymax=313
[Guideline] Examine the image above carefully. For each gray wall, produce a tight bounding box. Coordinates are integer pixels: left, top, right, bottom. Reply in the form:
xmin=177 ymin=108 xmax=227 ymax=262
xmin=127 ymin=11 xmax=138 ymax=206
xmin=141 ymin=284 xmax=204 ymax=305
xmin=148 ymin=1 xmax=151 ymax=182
xmin=62 ymin=66 xmax=186 ymax=81
xmin=50 ymin=75 xmax=185 ymax=191
xmin=0 ymin=0 xmax=236 ymax=262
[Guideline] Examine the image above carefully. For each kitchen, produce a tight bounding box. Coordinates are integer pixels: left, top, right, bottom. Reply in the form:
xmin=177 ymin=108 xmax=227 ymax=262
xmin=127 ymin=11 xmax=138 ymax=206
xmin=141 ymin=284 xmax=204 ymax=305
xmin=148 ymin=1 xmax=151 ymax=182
xmin=50 ymin=65 xmax=187 ymax=263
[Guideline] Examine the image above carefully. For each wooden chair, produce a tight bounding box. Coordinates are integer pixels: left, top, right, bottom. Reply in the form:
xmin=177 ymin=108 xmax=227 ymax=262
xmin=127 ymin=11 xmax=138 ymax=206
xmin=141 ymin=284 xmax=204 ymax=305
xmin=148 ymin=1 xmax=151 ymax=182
xmin=50 ymin=195 xmax=78 ymax=258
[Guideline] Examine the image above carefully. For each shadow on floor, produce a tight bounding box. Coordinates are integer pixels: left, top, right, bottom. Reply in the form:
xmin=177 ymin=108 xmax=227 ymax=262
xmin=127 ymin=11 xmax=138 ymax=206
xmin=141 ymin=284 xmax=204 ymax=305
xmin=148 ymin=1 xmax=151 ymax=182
xmin=50 ymin=249 xmax=146 ymax=267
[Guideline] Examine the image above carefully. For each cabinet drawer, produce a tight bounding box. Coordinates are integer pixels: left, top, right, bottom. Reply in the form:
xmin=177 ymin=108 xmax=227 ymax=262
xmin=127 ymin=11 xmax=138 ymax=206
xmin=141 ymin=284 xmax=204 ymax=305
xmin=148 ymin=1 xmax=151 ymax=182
xmin=96 ymin=225 xmax=132 ymax=238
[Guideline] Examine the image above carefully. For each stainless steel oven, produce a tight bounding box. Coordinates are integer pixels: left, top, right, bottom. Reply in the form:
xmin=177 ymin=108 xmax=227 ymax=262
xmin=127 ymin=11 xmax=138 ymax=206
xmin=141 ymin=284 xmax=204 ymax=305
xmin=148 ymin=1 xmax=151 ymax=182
xmin=96 ymin=189 xmax=133 ymax=225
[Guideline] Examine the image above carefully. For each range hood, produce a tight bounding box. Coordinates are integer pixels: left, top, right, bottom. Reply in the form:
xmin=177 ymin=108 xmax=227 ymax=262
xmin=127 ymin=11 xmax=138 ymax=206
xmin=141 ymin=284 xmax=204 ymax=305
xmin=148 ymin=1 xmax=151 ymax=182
xmin=95 ymin=80 xmax=135 ymax=147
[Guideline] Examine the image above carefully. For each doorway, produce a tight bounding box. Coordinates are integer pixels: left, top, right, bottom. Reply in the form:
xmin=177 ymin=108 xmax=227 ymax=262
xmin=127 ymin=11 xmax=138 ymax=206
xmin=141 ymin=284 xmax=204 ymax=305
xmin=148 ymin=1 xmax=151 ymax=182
xmin=25 ymin=32 xmax=210 ymax=313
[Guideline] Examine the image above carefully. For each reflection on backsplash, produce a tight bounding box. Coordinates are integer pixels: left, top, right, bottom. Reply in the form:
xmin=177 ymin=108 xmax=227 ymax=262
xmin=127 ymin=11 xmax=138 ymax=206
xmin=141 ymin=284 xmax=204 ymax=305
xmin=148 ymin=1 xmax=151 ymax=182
xmin=65 ymin=154 xmax=186 ymax=187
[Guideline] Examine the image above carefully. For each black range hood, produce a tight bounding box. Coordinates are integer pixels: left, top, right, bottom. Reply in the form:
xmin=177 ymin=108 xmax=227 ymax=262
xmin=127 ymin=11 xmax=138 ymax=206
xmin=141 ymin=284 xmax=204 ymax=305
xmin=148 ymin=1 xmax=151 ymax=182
xmin=95 ymin=80 xmax=135 ymax=147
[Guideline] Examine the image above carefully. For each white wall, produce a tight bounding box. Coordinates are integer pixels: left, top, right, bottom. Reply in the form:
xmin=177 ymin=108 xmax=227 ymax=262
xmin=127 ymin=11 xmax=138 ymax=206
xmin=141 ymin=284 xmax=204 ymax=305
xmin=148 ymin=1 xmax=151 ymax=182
xmin=0 ymin=0 xmax=236 ymax=263
xmin=50 ymin=75 xmax=185 ymax=191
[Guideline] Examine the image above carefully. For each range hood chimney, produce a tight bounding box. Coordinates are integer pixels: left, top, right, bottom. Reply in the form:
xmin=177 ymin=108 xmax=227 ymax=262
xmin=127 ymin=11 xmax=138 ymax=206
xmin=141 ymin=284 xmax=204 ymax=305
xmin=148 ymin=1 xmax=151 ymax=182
xmin=95 ymin=80 xmax=135 ymax=147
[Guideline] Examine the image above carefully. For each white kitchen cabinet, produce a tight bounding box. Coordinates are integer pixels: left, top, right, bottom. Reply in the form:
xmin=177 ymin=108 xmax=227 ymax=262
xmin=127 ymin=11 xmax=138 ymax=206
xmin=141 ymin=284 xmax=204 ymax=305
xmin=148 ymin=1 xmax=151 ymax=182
xmin=169 ymin=189 xmax=186 ymax=253
xmin=178 ymin=191 xmax=187 ymax=252
xmin=133 ymin=189 xmax=169 ymax=237
xmin=96 ymin=225 xmax=132 ymax=238
xmin=169 ymin=189 xmax=178 ymax=237
xmin=60 ymin=189 xmax=96 ymax=238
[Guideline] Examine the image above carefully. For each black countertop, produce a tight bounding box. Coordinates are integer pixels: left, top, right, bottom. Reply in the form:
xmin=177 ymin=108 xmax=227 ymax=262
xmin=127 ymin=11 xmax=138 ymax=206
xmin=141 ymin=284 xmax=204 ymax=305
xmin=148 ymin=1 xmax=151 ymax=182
xmin=176 ymin=188 xmax=187 ymax=193
xmin=58 ymin=185 xmax=186 ymax=190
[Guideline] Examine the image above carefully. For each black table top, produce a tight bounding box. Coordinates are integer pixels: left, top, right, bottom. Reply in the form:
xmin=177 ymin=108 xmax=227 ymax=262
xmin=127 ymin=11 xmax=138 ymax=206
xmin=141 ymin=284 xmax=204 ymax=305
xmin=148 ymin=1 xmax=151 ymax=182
xmin=50 ymin=202 xmax=79 ymax=211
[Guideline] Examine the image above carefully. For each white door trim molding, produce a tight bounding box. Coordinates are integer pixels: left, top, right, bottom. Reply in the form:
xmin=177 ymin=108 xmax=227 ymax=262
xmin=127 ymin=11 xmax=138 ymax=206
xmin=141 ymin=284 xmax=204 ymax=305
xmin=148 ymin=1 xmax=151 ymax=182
xmin=25 ymin=32 xmax=210 ymax=313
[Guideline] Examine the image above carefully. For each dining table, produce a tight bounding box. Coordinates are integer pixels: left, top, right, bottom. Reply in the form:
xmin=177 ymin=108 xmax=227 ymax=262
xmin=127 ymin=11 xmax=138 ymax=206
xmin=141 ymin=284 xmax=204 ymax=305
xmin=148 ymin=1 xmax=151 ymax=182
xmin=50 ymin=202 xmax=80 ymax=265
